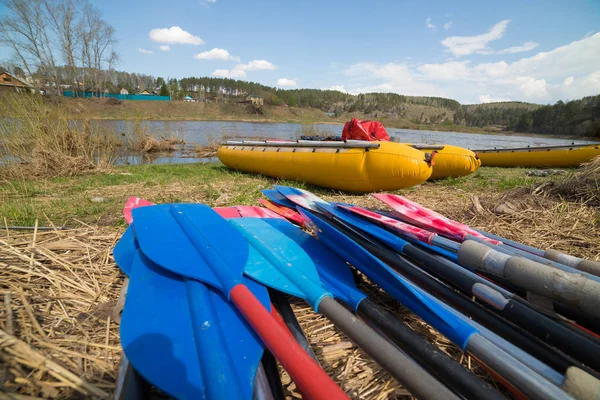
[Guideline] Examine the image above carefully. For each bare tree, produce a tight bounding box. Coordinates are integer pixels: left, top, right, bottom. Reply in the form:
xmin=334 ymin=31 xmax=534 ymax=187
xmin=0 ymin=0 xmax=60 ymax=85
xmin=0 ymin=0 xmax=118 ymax=95
xmin=44 ymin=0 xmax=81 ymax=89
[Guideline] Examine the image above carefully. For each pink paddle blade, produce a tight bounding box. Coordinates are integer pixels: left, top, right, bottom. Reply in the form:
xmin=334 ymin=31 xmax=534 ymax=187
xmin=236 ymin=206 xmax=284 ymax=219
xmin=123 ymin=197 xmax=155 ymax=225
xmin=373 ymin=194 xmax=499 ymax=244
xmin=258 ymin=199 xmax=305 ymax=226
xmin=339 ymin=205 xmax=437 ymax=244
xmin=213 ymin=207 xmax=242 ymax=218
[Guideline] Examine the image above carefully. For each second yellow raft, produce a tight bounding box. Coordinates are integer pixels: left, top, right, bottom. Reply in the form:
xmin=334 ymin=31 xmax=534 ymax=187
xmin=218 ymin=140 xmax=433 ymax=192
xmin=405 ymin=144 xmax=481 ymax=180
xmin=475 ymin=144 xmax=600 ymax=168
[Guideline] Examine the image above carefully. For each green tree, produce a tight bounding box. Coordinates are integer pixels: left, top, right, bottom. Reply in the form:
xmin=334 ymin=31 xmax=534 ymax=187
xmin=159 ymin=82 xmax=169 ymax=96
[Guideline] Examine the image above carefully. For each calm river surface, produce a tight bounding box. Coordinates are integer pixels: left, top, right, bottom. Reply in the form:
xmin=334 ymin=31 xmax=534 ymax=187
xmin=106 ymin=120 xmax=598 ymax=165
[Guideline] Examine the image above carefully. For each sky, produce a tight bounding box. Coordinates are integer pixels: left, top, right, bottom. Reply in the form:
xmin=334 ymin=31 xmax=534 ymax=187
xmin=2 ymin=0 xmax=600 ymax=104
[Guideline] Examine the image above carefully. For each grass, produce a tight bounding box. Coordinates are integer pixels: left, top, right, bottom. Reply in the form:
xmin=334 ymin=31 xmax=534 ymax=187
xmin=0 ymin=163 xmax=560 ymax=228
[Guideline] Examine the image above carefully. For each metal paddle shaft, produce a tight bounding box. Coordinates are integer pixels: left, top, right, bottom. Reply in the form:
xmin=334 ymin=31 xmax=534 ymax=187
xmin=131 ymin=204 xmax=347 ymax=400
xmin=230 ymin=217 xmax=460 ymax=400
xmin=314 ymin=201 xmax=600 ymax=376
xmin=458 ymin=240 xmax=600 ymax=319
xmin=356 ymin=299 xmax=506 ymax=400
xmin=269 ymin=216 xmax=505 ymax=400
xmin=269 ymin=290 xmax=319 ymax=364
xmin=319 ymin=297 xmax=462 ymax=400
xmin=297 ymin=209 xmax=577 ymax=400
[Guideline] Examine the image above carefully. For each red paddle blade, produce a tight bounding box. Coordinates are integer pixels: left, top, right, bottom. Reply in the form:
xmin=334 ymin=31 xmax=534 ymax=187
xmin=338 ymin=205 xmax=436 ymax=244
xmin=373 ymin=194 xmax=499 ymax=244
xmin=213 ymin=207 xmax=242 ymax=218
xmin=236 ymin=206 xmax=284 ymax=219
xmin=258 ymin=199 xmax=305 ymax=226
xmin=123 ymin=197 xmax=155 ymax=225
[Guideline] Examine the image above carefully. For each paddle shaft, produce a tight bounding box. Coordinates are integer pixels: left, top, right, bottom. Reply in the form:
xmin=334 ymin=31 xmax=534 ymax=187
xmin=356 ymin=299 xmax=506 ymax=400
xmin=269 ymin=291 xmax=319 ymax=364
xmin=317 ymin=218 xmax=573 ymax=400
xmin=317 ymin=296 xmax=461 ymax=400
xmin=229 ymin=285 xmax=348 ymax=400
xmin=326 ymin=215 xmax=581 ymax=376
xmin=258 ymin=351 xmax=285 ymax=400
xmin=401 ymin=243 xmax=600 ymax=372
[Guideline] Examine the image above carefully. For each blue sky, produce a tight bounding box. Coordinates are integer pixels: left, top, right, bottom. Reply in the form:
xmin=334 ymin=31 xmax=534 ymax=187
xmin=2 ymin=0 xmax=600 ymax=103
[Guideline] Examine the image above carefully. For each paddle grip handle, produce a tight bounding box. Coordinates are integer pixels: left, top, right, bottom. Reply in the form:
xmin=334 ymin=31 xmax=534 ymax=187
xmin=229 ymin=284 xmax=348 ymax=400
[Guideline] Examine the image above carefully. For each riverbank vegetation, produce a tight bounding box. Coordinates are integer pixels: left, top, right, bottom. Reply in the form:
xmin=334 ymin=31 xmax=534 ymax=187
xmin=0 ymin=95 xmax=186 ymax=179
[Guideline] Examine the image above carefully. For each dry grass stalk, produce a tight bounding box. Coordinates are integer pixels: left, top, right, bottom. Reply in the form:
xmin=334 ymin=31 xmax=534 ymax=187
xmin=0 ymin=95 xmax=118 ymax=179
xmin=550 ymin=155 xmax=600 ymax=207
xmin=0 ymin=225 xmax=122 ymax=399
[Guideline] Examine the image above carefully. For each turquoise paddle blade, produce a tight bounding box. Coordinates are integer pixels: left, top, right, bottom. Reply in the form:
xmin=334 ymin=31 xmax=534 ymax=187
xmin=229 ymin=217 xmax=330 ymax=311
xmin=121 ymin=249 xmax=269 ymax=399
xmin=263 ymin=218 xmax=366 ymax=311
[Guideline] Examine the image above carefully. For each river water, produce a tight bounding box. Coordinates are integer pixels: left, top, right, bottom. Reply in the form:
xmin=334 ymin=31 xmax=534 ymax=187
xmin=107 ymin=120 xmax=598 ymax=165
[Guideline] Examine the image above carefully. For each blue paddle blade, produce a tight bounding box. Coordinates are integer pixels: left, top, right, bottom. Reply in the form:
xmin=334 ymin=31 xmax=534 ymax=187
xmin=121 ymin=251 xmax=204 ymax=399
xmin=262 ymin=189 xmax=297 ymax=209
xmin=113 ymin=225 xmax=138 ymax=276
xmin=263 ymin=218 xmax=366 ymax=311
xmin=131 ymin=204 xmax=246 ymax=295
xmin=121 ymin=249 xmax=269 ymax=400
xmin=272 ymin=186 xmax=322 ymax=211
xmin=299 ymin=208 xmax=478 ymax=350
xmin=228 ymin=217 xmax=330 ymax=311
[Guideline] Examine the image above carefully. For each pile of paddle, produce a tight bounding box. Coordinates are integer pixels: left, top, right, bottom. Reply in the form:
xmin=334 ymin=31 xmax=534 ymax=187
xmin=113 ymin=188 xmax=600 ymax=399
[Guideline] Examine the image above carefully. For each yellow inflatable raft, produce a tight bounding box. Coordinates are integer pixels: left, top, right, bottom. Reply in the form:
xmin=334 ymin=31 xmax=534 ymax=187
xmin=218 ymin=140 xmax=433 ymax=192
xmin=474 ymin=144 xmax=600 ymax=168
xmin=406 ymin=144 xmax=481 ymax=180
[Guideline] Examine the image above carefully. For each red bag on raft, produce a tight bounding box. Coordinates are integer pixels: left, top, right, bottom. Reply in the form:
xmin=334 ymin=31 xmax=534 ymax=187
xmin=341 ymin=118 xmax=390 ymax=141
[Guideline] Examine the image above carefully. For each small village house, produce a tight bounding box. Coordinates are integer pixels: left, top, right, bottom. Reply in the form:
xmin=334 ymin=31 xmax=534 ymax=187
xmin=138 ymin=89 xmax=152 ymax=95
xmin=0 ymin=72 xmax=35 ymax=94
xmin=120 ymin=88 xmax=129 ymax=95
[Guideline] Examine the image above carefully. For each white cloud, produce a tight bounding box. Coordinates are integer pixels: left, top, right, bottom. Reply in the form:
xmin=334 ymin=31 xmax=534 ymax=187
xmin=137 ymin=48 xmax=153 ymax=54
xmin=236 ymin=60 xmax=277 ymax=71
xmin=159 ymin=45 xmax=170 ymax=51
xmin=340 ymin=33 xmax=600 ymax=103
xmin=277 ymin=78 xmax=297 ymax=87
xmin=212 ymin=69 xmax=246 ymax=79
xmin=149 ymin=26 xmax=204 ymax=45
xmin=327 ymin=85 xmax=346 ymax=92
xmin=418 ymin=61 xmax=471 ymax=81
xmin=444 ymin=21 xmax=452 ymax=30
xmin=425 ymin=17 xmax=436 ymax=31
xmin=497 ymin=41 xmax=539 ymax=54
xmin=441 ymin=19 xmax=510 ymax=56
xmin=194 ymin=48 xmax=240 ymax=61
xmin=478 ymin=95 xmax=512 ymax=103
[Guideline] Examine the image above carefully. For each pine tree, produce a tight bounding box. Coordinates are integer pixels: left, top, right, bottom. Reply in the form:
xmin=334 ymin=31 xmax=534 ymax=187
xmin=159 ymin=82 xmax=169 ymax=97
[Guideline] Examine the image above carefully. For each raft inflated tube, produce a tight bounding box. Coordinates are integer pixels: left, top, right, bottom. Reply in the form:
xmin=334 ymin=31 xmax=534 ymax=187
xmin=405 ymin=144 xmax=481 ymax=180
xmin=218 ymin=141 xmax=433 ymax=193
xmin=457 ymin=240 xmax=600 ymax=319
xmin=475 ymin=144 xmax=600 ymax=168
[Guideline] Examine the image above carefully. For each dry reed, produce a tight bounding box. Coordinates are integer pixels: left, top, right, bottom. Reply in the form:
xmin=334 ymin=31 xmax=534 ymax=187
xmin=0 ymin=95 xmax=118 ymax=179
